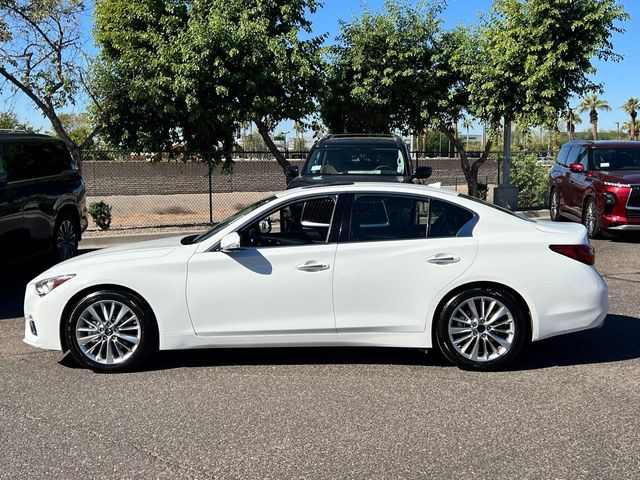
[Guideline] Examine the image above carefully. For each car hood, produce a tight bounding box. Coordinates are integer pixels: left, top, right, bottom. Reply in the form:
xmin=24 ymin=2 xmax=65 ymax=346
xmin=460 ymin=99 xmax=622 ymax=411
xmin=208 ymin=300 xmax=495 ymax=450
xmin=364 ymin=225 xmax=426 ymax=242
xmin=38 ymin=235 xmax=188 ymax=278
xmin=287 ymin=174 xmax=407 ymax=189
xmin=598 ymin=171 xmax=640 ymax=185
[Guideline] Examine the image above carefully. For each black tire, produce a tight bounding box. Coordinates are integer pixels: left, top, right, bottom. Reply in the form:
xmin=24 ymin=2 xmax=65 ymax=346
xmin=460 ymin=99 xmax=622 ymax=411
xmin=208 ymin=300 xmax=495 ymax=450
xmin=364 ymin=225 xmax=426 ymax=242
xmin=435 ymin=287 xmax=528 ymax=371
xmin=583 ymin=197 xmax=602 ymax=239
xmin=53 ymin=213 xmax=79 ymax=263
xmin=549 ymin=189 xmax=561 ymax=222
xmin=64 ymin=290 xmax=157 ymax=372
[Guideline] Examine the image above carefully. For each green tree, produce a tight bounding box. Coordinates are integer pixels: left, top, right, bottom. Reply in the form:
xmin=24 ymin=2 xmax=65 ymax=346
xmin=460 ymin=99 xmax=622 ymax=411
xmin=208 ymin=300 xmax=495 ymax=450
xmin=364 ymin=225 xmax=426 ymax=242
xmin=578 ymin=94 xmax=611 ymax=140
xmin=0 ymin=111 xmax=33 ymax=131
xmin=94 ymin=0 xmax=325 ymax=171
xmin=436 ymin=0 xmax=627 ymax=196
xmin=0 ymin=0 xmax=100 ymax=171
xmin=58 ymin=113 xmax=96 ymax=146
xmin=319 ymin=0 xmax=443 ymax=134
xmin=621 ymin=97 xmax=640 ymax=141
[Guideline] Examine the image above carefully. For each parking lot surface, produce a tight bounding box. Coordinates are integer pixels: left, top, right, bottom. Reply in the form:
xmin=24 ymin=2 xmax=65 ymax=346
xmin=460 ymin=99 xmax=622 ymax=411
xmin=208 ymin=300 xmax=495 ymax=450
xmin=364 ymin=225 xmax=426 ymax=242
xmin=1 ymin=235 xmax=639 ymax=479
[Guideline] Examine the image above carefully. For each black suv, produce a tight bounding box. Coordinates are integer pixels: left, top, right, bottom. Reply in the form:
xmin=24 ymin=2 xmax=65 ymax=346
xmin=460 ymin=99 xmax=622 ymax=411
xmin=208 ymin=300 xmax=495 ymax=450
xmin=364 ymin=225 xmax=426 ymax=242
xmin=285 ymin=134 xmax=431 ymax=188
xmin=0 ymin=131 xmax=87 ymax=265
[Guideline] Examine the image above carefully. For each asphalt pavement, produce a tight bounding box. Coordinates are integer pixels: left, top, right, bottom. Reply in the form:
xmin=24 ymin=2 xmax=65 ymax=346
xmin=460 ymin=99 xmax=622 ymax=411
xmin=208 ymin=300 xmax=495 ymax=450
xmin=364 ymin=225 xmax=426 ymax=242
xmin=1 ymin=234 xmax=639 ymax=479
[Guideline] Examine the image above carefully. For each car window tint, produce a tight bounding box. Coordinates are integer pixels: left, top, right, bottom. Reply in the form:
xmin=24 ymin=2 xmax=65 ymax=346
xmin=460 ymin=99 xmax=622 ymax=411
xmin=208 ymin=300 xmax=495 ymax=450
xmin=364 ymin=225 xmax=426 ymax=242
xmin=304 ymin=147 xmax=406 ymax=176
xmin=4 ymin=143 xmax=38 ymax=181
xmin=557 ymin=145 xmax=572 ymax=166
xmin=565 ymin=146 xmax=581 ymax=166
xmin=32 ymin=142 xmax=72 ymax=176
xmin=240 ymin=196 xmax=337 ymax=248
xmin=0 ymin=146 xmax=6 ymax=176
xmin=591 ymin=148 xmax=640 ymax=171
xmin=428 ymin=199 xmax=475 ymax=238
xmin=349 ymin=195 xmax=429 ymax=242
xmin=576 ymin=147 xmax=588 ymax=168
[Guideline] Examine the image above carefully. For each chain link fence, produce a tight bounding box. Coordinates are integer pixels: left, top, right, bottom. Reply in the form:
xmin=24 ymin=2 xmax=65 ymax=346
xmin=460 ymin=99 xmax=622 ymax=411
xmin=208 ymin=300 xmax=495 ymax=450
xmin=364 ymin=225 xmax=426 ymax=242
xmin=81 ymin=149 xmax=550 ymax=233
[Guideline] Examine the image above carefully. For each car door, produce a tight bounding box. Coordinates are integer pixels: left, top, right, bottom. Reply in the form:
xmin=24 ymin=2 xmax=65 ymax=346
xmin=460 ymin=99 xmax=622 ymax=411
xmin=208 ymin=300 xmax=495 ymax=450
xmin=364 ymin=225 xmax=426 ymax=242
xmin=333 ymin=194 xmax=479 ymax=333
xmin=0 ymin=146 xmax=27 ymax=264
xmin=550 ymin=145 xmax=573 ymax=214
xmin=566 ymin=147 xmax=590 ymax=217
xmin=186 ymin=194 xmax=341 ymax=335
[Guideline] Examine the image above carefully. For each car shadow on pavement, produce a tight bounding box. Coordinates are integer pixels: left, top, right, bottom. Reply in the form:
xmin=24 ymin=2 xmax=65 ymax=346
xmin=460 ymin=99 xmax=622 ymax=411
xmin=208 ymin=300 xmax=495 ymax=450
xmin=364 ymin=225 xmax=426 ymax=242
xmin=59 ymin=314 xmax=640 ymax=373
xmin=0 ymin=249 xmax=97 ymax=320
xmin=510 ymin=314 xmax=640 ymax=370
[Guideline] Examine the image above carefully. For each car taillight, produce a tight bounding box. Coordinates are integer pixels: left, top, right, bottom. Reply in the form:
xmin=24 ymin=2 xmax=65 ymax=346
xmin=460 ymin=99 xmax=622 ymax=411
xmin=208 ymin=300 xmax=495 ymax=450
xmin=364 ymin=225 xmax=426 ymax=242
xmin=549 ymin=244 xmax=595 ymax=266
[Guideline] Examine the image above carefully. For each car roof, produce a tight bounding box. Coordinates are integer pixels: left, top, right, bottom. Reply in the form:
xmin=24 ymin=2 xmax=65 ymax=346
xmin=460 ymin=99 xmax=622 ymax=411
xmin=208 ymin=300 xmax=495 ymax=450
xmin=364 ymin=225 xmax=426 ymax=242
xmin=563 ymin=140 xmax=640 ymax=148
xmin=276 ymin=182 xmax=459 ymax=200
xmin=0 ymin=131 xmax=61 ymax=142
xmin=315 ymin=133 xmax=405 ymax=148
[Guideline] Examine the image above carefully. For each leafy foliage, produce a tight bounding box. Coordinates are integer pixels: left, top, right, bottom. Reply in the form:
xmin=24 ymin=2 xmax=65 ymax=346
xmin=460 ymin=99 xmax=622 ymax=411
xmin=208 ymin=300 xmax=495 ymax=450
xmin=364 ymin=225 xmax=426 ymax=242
xmin=0 ymin=111 xmax=34 ymax=131
xmin=94 ymin=0 xmax=325 ymax=169
xmin=511 ymin=153 xmax=549 ymax=208
xmin=88 ymin=200 xmax=113 ymax=230
xmin=319 ymin=0 xmax=443 ymax=134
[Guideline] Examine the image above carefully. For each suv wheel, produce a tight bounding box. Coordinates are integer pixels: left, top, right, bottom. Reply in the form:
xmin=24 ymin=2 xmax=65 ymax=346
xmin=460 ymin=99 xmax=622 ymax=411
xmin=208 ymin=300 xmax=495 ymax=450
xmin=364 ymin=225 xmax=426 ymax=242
xmin=549 ymin=189 xmax=561 ymax=221
xmin=583 ymin=197 xmax=601 ymax=239
xmin=53 ymin=214 xmax=79 ymax=262
xmin=435 ymin=288 xmax=528 ymax=371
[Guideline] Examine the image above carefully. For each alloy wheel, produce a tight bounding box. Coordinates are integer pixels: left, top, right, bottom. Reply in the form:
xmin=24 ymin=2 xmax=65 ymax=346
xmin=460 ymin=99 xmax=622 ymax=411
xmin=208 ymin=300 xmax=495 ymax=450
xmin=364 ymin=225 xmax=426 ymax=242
xmin=447 ymin=296 xmax=515 ymax=362
xmin=57 ymin=219 xmax=77 ymax=261
xmin=550 ymin=191 xmax=559 ymax=220
xmin=586 ymin=200 xmax=598 ymax=237
xmin=75 ymin=300 xmax=141 ymax=365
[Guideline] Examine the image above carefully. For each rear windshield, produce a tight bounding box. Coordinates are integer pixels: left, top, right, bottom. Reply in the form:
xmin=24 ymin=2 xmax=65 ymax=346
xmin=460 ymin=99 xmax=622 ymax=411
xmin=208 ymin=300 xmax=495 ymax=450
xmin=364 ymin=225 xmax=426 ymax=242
xmin=591 ymin=147 xmax=640 ymax=171
xmin=460 ymin=194 xmax=535 ymax=222
xmin=304 ymin=147 xmax=407 ymax=176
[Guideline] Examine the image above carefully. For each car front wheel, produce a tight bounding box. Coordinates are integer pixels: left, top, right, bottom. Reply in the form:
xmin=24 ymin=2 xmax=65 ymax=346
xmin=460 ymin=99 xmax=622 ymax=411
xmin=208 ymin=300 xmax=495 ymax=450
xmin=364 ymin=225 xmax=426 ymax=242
xmin=53 ymin=213 xmax=79 ymax=263
xmin=436 ymin=288 xmax=528 ymax=370
xmin=583 ymin=197 xmax=601 ymax=239
xmin=65 ymin=290 xmax=157 ymax=372
xmin=549 ymin=189 xmax=561 ymax=221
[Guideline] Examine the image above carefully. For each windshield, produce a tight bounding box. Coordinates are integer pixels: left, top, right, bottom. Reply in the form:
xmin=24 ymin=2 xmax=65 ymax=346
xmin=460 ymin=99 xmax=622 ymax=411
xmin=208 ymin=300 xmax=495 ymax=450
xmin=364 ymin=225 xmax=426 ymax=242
xmin=304 ymin=147 xmax=406 ymax=176
xmin=191 ymin=196 xmax=275 ymax=243
xmin=591 ymin=147 xmax=640 ymax=171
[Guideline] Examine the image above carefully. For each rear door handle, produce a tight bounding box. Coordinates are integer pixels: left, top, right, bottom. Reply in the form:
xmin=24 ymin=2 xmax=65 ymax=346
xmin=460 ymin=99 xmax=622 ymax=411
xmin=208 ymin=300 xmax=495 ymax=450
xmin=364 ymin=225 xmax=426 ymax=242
xmin=297 ymin=261 xmax=330 ymax=272
xmin=428 ymin=253 xmax=460 ymax=265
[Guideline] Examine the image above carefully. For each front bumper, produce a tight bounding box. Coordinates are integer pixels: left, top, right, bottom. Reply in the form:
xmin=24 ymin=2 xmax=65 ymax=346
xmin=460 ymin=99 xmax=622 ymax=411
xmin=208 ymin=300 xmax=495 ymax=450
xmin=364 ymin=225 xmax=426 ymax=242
xmin=23 ymin=283 xmax=66 ymax=351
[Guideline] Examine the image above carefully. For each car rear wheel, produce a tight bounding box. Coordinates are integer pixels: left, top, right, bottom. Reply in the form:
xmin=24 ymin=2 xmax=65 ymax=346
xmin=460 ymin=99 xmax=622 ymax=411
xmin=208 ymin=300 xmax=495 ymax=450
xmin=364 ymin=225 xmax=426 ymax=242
xmin=549 ymin=189 xmax=561 ymax=221
xmin=583 ymin=197 xmax=601 ymax=239
xmin=436 ymin=288 xmax=528 ymax=370
xmin=65 ymin=290 xmax=157 ymax=372
xmin=53 ymin=213 xmax=79 ymax=263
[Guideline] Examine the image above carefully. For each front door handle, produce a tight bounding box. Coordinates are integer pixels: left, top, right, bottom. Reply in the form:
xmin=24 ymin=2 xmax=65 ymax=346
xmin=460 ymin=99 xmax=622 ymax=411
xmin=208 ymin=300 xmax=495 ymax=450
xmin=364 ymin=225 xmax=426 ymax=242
xmin=428 ymin=253 xmax=460 ymax=265
xmin=297 ymin=261 xmax=330 ymax=272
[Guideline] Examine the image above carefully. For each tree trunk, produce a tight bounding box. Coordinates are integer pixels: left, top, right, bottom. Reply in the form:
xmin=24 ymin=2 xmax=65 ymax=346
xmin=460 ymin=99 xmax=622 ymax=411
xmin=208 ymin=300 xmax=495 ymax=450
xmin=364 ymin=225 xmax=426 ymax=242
xmin=439 ymin=123 xmax=494 ymax=198
xmin=590 ymin=109 xmax=599 ymax=141
xmin=255 ymin=119 xmax=291 ymax=172
xmin=632 ymin=111 xmax=638 ymax=141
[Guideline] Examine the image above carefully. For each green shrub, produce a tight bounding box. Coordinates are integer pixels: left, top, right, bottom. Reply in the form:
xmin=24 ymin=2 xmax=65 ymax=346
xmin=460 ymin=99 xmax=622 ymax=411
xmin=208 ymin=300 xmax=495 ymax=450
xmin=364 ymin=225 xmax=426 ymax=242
xmin=511 ymin=153 xmax=550 ymax=209
xmin=88 ymin=201 xmax=113 ymax=230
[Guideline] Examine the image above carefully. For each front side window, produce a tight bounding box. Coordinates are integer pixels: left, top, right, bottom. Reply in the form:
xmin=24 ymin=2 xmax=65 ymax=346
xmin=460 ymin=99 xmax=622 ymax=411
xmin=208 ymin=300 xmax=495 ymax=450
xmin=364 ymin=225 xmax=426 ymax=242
xmin=591 ymin=147 xmax=640 ymax=171
xmin=304 ymin=147 xmax=407 ymax=176
xmin=565 ymin=146 xmax=581 ymax=166
xmin=557 ymin=145 xmax=572 ymax=166
xmin=4 ymin=143 xmax=37 ymax=181
xmin=240 ymin=196 xmax=337 ymax=248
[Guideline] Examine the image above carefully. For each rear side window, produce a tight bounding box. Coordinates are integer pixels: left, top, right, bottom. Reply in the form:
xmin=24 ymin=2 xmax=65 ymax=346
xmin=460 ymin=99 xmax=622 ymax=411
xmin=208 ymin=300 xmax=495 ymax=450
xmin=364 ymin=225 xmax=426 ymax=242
xmin=4 ymin=141 xmax=72 ymax=181
xmin=557 ymin=145 xmax=572 ymax=166
xmin=347 ymin=194 xmax=474 ymax=242
xmin=429 ymin=199 xmax=475 ymax=238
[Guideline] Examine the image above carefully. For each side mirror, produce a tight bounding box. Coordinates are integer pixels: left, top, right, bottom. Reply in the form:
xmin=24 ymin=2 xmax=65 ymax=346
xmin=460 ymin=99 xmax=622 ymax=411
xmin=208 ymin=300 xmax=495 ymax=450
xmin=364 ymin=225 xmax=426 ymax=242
xmin=569 ymin=163 xmax=585 ymax=173
xmin=0 ymin=172 xmax=7 ymax=188
xmin=258 ymin=219 xmax=271 ymax=234
xmin=412 ymin=166 xmax=433 ymax=180
xmin=220 ymin=232 xmax=242 ymax=253
xmin=285 ymin=164 xmax=299 ymax=179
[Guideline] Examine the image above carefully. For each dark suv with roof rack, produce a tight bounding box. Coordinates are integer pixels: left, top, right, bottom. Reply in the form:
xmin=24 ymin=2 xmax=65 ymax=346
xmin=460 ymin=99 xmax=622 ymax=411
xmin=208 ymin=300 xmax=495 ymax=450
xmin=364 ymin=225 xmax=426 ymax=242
xmin=549 ymin=140 xmax=640 ymax=238
xmin=285 ymin=134 xmax=432 ymax=189
xmin=0 ymin=131 xmax=87 ymax=265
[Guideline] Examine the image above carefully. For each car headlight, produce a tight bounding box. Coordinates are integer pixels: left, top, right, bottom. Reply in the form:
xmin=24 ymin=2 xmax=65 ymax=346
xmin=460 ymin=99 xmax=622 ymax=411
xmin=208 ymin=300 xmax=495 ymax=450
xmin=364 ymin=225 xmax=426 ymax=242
xmin=34 ymin=275 xmax=75 ymax=296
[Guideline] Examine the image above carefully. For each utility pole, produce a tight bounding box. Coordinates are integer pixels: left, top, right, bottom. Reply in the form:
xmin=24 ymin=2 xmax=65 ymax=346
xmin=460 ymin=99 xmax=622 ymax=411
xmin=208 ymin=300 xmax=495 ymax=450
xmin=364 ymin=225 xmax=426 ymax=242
xmin=493 ymin=119 xmax=518 ymax=210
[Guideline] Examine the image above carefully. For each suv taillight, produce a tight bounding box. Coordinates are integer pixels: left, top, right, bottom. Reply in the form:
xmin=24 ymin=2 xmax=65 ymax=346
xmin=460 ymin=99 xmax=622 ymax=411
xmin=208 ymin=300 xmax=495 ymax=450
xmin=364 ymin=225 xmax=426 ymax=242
xmin=549 ymin=244 xmax=595 ymax=266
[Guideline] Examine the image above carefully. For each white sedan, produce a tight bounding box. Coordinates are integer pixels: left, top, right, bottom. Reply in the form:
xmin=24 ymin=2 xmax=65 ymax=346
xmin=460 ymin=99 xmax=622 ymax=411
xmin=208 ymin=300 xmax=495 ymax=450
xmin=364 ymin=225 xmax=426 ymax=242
xmin=24 ymin=183 xmax=608 ymax=372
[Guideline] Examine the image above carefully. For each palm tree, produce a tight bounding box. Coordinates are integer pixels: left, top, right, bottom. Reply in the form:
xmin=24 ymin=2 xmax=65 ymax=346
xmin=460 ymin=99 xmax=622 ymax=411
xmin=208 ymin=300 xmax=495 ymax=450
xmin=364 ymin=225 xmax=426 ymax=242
xmin=578 ymin=94 xmax=611 ymax=140
xmin=461 ymin=117 xmax=473 ymax=150
xmin=622 ymin=121 xmax=634 ymax=140
xmin=561 ymin=109 xmax=582 ymax=141
xmin=621 ymin=97 xmax=640 ymax=141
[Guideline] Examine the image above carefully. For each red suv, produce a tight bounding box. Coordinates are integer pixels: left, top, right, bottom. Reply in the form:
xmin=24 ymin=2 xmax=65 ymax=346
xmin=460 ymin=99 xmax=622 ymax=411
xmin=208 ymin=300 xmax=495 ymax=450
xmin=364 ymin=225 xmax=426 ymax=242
xmin=549 ymin=140 xmax=640 ymax=238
